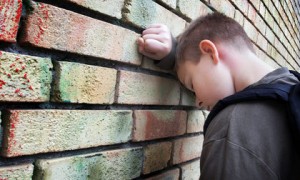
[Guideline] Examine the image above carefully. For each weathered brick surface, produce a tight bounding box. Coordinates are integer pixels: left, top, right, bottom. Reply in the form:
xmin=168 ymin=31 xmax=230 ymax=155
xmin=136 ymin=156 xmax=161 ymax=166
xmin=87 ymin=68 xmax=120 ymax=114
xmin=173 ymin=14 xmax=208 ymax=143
xmin=210 ymin=0 xmax=235 ymax=18
xmin=234 ymin=9 xmax=244 ymax=26
xmin=122 ymin=0 xmax=185 ymax=36
xmin=21 ymin=2 xmax=141 ymax=65
xmin=181 ymin=87 xmax=196 ymax=106
xmin=157 ymin=0 xmax=177 ymax=9
xmin=0 ymin=0 xmax=22 ymax=42
xmin=145 ymin=168 xmax=180 ymax=180
xmin=231 ymin=0 xmax=249 ymax=15
xmin=187 ymin=110 xmax=205 ymax=133
xmin=2 ymin=110 xmax=132 ymax=157
xmin=52 ymin=61 xmax=117 ymax=104
xmin=34 ymin=148 xmax=143 ymax=180
xmin=0 ymin=51 xmax=52 ymax=102
xmin=243 ymin=19 xmax=258 ymax=42
xmin=180 ymin=159 xmax=201 ymax=180
xmin=177 ymin=0 xmax=208 ymax=20
xmin=0 ymin=164 xmax=34 ymax=180
xmin=133 ymin=110 xmax=186 ymax=141
xmin=143 ymin=142 xmax=172 ymax=174
xmin=65 ymin=0 xmax=124 ymax=19
xmin=117 ymin=71 xmax=180 ymax=105
xmin=172 ymin=136 xmax=203 ymax=164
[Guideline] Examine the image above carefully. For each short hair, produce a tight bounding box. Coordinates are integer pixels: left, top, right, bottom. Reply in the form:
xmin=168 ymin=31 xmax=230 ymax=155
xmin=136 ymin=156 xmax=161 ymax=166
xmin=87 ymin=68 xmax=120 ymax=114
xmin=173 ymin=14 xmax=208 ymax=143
xmin=175 ymin=12 xmax=254 ymax=67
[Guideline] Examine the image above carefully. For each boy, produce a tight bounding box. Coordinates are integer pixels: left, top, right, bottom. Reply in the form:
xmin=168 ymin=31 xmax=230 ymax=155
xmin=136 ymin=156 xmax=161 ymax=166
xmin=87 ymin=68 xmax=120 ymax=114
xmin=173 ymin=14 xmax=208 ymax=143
xmin=137 ymin=13 xmax=300 ymax=179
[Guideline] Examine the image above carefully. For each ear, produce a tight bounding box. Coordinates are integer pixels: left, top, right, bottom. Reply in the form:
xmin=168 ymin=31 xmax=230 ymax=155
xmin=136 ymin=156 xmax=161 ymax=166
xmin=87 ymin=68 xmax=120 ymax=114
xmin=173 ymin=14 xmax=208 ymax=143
xmin=199 ymin=40 xmax=219 ymax=64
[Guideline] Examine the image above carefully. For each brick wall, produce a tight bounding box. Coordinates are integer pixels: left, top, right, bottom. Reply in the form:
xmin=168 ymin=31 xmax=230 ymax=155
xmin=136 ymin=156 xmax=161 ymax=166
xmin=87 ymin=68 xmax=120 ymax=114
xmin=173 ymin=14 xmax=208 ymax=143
xmin=0 ymin=0 xmax=299 ymax=179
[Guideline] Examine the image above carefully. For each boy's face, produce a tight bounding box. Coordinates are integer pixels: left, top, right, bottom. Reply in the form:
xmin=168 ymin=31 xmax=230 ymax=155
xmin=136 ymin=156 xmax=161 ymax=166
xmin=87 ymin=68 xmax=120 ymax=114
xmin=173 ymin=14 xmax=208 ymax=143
xmin=177 ymin=53 xmax=235 ymax=110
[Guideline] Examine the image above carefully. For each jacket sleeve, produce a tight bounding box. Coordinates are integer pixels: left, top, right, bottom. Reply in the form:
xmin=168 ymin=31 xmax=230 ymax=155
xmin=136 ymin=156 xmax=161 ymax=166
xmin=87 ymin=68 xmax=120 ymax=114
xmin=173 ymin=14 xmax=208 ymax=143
xmin=154 ymin=35 xmax=177 ymax=70
xmin=200 ymin=139 xmax=278 ymax=180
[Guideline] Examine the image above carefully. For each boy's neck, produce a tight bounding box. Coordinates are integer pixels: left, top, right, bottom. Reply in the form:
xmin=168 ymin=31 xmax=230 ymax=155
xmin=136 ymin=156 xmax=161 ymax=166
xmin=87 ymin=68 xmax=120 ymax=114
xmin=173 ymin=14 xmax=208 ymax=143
xmin=228 ymin=49 xmax=275 ymax=92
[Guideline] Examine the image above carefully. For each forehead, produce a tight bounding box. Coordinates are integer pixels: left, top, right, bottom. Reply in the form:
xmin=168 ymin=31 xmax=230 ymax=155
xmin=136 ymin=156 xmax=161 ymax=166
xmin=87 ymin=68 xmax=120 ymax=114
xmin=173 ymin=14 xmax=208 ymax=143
xmin=176 ymin=61 xmax=192 ymax=84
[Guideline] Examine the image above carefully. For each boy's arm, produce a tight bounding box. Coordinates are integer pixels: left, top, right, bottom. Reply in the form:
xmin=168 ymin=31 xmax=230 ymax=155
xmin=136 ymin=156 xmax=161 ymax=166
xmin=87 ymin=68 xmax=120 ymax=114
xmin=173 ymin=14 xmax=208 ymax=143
xmin=137 ymin=24 xmax=176 ymax=70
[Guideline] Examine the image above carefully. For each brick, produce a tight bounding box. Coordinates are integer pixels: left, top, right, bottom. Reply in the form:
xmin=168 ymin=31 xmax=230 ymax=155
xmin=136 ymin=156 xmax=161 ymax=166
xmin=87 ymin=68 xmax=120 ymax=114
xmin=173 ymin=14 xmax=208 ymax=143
xmin=172 ymin=136 xmax=203 ymax=164
xmin=177 ymin=0 xmax=203 ymax=20
xmin=2 ymin=110 xmax=132 ymax=157
xmin=181 ymin=87 xmax=196 ymax=106
xmin=0 ymin=164 xmax=33 ymax=180
xmin=180 ymin=159 xmax=201 ymax=180
xmin=133 ymin=110 xmax=186 ymax=141
xmin=259 ymin=1 xmax=266 ymax=17
xmin=230 ymin=0 xmax=249 ymax=16
xmin=251 ymin=0 xmax=261 ymax=11
xmin=122 ymin=0 xmax=186 ymax=36
xmin=243 ymin=19 xmax=258 ymax=42
xmin=157 ymin=0 xmax=177 ymax=9
xmin=265 ymin=26 xmax=275 ymax=44
xmin=21 ymin=2 xmax=141 ymax=65
xmin=265 ymin=10 xmax=274 ymax=29
xmin=254 ymin=15 xmax=266 ymax=35
xmin=256 ymin=33 xmax=268 ymax=51
xmin=210 ymin=0 xmax=235 ymax=18
xmin=52 ymin=61 xmax=117 ymax=104
xmin=0 ymin=51 xmax=52 ymax=102
xmin=247 ymin=3 xmax=257 ymax=23
xmin=187 ymin=110 xmax=205 ymax=133
xmin=145 ymin=168 xmax=180 ymax=180
xmin=143 ymin=142 xmax=172 ymax=174
xmin=65 ymin=0 xmax=124 ymax=19
xmin=117 ymin=71 xmax=180 ymax=105
xmin=34 ymin=148 xmax=143 ymax=179
xmin=234 ymin=9 xmax=244 ymax=26
xmin=0 ymin=0 xmax=22 ymax=42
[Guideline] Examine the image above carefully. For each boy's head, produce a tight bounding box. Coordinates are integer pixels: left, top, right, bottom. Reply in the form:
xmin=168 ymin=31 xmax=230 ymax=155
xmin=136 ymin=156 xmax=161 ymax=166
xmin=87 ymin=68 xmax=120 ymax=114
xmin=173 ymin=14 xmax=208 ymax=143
xmin=176 ymin=12 xmax=255 ymax=110
xmin=175 ymin=12 xmax=254 ymax=66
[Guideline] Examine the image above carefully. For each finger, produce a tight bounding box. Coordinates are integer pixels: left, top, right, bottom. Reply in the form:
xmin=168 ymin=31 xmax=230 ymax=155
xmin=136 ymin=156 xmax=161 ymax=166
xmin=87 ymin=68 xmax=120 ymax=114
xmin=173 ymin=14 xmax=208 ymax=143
xmin=137 ymin=37 xmax=145 ymax=53
xmin=144 ymin=39 xmax=168 ymax=54
xmin=146 ymin=24 xmax=164 ymax=28
xmin=142 ymin=28 xmax=162 ymax=35
xmin=142 ymin=34 xmax=165 ymax=43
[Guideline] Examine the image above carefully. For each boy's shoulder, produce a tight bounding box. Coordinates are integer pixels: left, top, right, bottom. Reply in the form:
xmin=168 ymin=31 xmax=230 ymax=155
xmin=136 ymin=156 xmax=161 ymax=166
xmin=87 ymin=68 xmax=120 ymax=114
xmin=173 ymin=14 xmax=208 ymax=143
xmin=204 ymin=67 xmax=300 ymax=135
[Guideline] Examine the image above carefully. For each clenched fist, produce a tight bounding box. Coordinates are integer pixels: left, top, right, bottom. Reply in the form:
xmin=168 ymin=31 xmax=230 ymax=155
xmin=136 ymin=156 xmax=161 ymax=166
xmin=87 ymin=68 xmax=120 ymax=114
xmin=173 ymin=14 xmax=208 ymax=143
xmin=137 ymin=24 xmax=173 ymax=60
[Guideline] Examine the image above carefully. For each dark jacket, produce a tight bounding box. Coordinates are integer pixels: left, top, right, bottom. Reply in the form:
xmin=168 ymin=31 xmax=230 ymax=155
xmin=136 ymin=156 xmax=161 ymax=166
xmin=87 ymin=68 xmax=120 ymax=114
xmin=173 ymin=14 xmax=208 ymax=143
xmin=200 ymin=68 xmax=300 ymax=180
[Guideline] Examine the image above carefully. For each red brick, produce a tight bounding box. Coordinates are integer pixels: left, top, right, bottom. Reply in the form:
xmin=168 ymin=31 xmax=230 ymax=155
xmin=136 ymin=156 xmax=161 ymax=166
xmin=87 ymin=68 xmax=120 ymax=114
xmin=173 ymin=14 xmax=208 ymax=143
xmin=0 ymin=51 xmax=52 ymax=102
xmin=133 ymin=110 xmax=186 ymax=141
xmin=21 ymin=2 xmax=141 ymax=65
xmin=117 ymin=71 xmax=180 ymax=105
xmin=143 ymin=142 xmax=172 ymax=174
xmin=145 ymin=168 xmax=180 ymax=180
xmin=172 ymin=136 xmax=203 ymax=164
xmin=1 ymin=110 xmax=132 ymax=157
xmin=0 ymin=0 xmax=22 ymax=42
